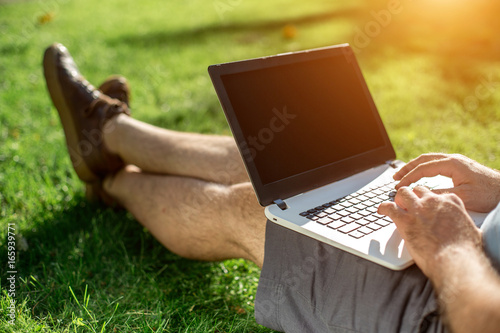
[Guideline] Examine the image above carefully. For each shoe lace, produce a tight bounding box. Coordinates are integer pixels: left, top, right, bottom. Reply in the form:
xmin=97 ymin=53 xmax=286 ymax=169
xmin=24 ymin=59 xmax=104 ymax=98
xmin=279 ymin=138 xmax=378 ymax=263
xmin=84 ymin=96 xmax=130 ymax=120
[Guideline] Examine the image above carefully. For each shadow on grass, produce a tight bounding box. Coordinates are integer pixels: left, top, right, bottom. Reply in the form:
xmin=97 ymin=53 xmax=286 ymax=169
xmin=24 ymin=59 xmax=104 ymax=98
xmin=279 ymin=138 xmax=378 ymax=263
xmin=1 ymin=197 xmax=256 ymax=330
xmin=108 ymin=7 xmax=360 ymax=48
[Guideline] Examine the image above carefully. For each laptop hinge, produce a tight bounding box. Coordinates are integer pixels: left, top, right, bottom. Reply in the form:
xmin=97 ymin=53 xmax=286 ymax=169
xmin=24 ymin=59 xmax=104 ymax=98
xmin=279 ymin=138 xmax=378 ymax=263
xmin=385 ymin=160 xmax=398 ymax=169
xmin=274 ymin=199 xmax=288 ymax=210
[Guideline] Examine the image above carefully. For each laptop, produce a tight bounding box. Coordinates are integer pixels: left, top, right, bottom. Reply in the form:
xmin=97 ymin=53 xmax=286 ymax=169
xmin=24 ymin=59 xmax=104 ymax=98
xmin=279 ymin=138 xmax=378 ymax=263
xmin=208 ymin=44 xmax=487 ymax=270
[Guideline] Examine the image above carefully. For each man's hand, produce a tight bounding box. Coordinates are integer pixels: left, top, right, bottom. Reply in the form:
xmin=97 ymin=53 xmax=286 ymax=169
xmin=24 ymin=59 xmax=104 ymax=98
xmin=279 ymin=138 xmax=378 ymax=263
xmin=394 ymin=153 xmax=500 ymax=213
xmin=379 ymin=186 xmax=500 ymax=333
xmin=378 ymin=186 xmax=482 ymax=280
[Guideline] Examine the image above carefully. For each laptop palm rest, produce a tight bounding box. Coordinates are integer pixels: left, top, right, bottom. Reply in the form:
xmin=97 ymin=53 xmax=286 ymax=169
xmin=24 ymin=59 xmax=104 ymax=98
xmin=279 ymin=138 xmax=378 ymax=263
xmin=264 ymin=163 xmax=415 ymax=270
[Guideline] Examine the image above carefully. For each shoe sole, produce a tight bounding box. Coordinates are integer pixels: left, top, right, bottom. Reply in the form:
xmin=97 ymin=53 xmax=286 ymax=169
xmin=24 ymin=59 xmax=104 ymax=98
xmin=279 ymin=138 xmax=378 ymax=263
xmin=43 ymin=45 xmax=99 ymax=183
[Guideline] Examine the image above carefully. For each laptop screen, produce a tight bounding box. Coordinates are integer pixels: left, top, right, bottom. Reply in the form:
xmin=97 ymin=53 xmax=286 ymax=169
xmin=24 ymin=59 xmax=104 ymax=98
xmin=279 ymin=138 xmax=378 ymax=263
xmin=220 ymin=54 xmax=386 ymax=185
xmin=209 ymin=45 xmax=395 ymax=206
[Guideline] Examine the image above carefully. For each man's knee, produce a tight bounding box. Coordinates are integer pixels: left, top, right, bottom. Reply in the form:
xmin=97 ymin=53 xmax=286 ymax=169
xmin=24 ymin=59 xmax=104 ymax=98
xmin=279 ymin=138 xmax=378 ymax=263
xmin=226 ymin=183 xmax=266 ymax=266
xmin=227 ymin=183 xmax=263 ymax=220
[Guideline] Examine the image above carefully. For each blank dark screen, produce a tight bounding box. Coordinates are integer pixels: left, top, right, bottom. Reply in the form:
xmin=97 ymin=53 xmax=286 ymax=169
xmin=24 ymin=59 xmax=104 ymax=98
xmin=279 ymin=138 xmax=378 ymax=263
xmin=221 ymin=54 xmax=386 ymax=186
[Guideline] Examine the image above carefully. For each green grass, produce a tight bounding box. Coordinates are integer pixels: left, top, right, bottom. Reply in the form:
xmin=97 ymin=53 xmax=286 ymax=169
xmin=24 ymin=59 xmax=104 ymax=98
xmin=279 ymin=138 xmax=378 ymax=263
xmin=1 ymin=0 xmax=500 ymax=331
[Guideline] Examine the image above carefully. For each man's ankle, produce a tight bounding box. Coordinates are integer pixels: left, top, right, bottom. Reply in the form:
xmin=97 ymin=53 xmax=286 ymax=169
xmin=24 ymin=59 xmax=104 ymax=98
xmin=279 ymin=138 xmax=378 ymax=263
xmin=103 ymin=113 xmax=126 ymax=156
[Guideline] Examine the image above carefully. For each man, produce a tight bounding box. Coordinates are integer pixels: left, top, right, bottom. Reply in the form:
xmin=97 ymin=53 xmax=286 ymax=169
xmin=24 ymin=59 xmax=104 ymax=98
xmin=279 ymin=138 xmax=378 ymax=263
xmin=43 ymin=43 xmax=500 ymax=333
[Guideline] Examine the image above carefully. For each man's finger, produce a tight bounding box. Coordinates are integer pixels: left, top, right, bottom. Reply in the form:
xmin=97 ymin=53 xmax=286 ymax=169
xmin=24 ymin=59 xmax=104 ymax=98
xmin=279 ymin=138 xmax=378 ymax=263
xmin=395 ymin=158 xmax=458 ymax=189
xmin=412 ymin=185 xmax=432 ymax=198
xmin=394 ymin=186 xmax=420 ymax=211
xmin=378 ymin=202 xmax=411 ymax=237
xmin=393 ymin=153 xmax=448 ymax=181
xmin=378 ymin=201 xmax=406 ymax=221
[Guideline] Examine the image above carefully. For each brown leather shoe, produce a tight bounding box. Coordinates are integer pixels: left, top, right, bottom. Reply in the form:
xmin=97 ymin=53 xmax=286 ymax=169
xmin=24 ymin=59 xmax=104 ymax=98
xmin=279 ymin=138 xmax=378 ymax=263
xmin=83 ymin=76 xmax=131 ymax=208
xmin=43 ymin=43 xmax=130 ymax=183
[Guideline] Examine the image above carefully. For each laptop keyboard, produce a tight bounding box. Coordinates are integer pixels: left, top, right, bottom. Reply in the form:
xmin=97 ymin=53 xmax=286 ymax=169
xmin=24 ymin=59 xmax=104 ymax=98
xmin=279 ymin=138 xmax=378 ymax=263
xmin=299 ymin=181 xmax=397 ymax=239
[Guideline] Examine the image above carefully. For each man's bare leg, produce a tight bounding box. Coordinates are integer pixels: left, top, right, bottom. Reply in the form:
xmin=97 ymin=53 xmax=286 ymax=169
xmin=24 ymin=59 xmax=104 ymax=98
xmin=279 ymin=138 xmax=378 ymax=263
xmin=103 ymin=167 xmax=266 ymax=267
xmin=104 ymin=114 xmax=249 ymax=185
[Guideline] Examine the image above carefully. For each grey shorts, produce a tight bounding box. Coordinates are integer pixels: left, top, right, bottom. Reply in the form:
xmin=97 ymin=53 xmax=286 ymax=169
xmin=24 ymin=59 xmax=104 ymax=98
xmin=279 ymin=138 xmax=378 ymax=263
xmin=255 ymin=221 xmax=448 ymax=333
